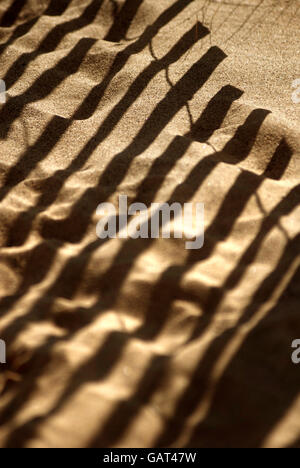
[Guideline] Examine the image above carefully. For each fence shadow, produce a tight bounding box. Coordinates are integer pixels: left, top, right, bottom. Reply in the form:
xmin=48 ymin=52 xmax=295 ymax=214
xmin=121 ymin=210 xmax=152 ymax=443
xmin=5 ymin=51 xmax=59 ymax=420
xmin=0 ymin=0 xmax=299 ymax=449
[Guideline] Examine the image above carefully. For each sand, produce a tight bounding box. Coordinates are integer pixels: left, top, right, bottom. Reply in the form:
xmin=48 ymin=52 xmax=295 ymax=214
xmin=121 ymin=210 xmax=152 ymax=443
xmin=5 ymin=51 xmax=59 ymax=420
xmin=0 ymin=0 xmax=299 ymax=448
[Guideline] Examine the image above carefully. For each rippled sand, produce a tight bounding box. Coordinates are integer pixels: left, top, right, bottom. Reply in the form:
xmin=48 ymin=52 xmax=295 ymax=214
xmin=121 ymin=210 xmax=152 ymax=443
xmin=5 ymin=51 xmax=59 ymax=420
xmin=0 ymin=0 xmax=299 ymax=448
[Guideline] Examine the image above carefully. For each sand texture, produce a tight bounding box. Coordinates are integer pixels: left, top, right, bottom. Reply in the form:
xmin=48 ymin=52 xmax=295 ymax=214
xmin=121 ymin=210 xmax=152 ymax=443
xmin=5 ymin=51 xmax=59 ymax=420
xmin=0 ymin=0 xmax=299 ymax=448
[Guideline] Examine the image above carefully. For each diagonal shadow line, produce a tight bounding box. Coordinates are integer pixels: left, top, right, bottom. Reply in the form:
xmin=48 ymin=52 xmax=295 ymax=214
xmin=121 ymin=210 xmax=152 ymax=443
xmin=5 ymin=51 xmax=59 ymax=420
xmin=2 ymin=16 xmax=300 ymax=452
xmin=86 ymin=248 xmax=296 ymax=448
xmin=0 ymin=16 xmax=38 ymax=57
xmin=0 ymin=331 xmax=130 ymax=445
xmin=1 ymin=186 xmax=298 ymax=443
xmin=86 ymin=354 xmax=171 ymax=447
xmin=0 ymin=0 xmax=27 ymax=27
xmin=44 ymin=0 xmax=74 ymax=16
xmin=0 ymin=45 xmax=226 ymax=341
xmin=0 ymin=35 xmax=98 ymax=198
xmin=132 ymin=85 xmax=244 ymax=206
xmin=0 ymin=80 xmax=242 ymax=433
xmin=1 ymin=0 xmax=105 ymax=93
xmin=164 ymin=236 xmax=300 ymax=448
xmin=73 ymin=0 xmax=198 ymax=121
xmin=88 ymin=248 xmax=300 ymax=448
xmin=41 ymin=46 xmax=227 ymax=244
xmin=135 ymin=131 xmax=291 ymax=344
xmin=5 ymin=22 xmax=210 ymax=247
xmin=0 ymin=28 xmax=98 ymax=130
xmin=1 ymin=0 xmax=292 ymax=448
xmin=0 ymin=21 xmax=211 ymax=366
xmin=45 ymin=85 xmax=243 ymax=306
xmin=100 ymin=109 xmax=271 ymax=339
xmin=73 ymin=88 xmax=250 ymax=306
xmin=0 ymin=0 xmax=201 ymax=204
xmin=0 ymin=0 xmax=73 ymax=58
xmin=75 ymin=131 xmax=295 ymax=447
xmin=0 ymin=183 xmax=298 ymax=440
xmin=0 ymin=239 xmax=62 ymax=314
xmin=5 ymin=85 xmax=240 ymax=313
xmin=0 ymin=12 xmax=211 ymax=325
xmin=0 ymin=330 xmax=142 ymax=433
xmin=263 ymin=138 xmax=294 ymax=181
xmin=2 ymin=336 xmax=169 ymax=448
xmin=105 ymin=0 xmax=144 ymax=42
xmin=0 ymin=0 xmax=195 ymax=139
xmin=0 ymin=8 xmax=288 ymax=438
xmin=6 ymin=189 xmax=300 ymax=447
xmin=0 ymin=47 xmax=224 ymax=347
xmin=0 ymin=104 xmax=273 ymax=438
xmin=1 ymin=107 xmax=264 ymax=337
xmin=185 ymin=240 xmax=300 ymax=448
xmin=189 ymin=138 xmax=295 ymax=342
xmin=139 ymin=161 xmax=298 ymax=448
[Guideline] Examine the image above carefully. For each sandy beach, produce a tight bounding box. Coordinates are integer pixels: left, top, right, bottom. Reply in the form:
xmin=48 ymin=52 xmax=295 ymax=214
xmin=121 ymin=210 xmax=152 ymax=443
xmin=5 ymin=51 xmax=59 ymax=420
xmin=0 ymin=0 xmax=299 ymax=448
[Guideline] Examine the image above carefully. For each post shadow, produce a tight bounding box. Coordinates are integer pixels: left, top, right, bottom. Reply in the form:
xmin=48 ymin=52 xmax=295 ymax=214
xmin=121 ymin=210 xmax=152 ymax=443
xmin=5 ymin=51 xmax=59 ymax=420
xmin=188 ymin=138 xmax=295 ymax=342
xmin=0 ymin=0 xmax=27 ymax=27
xmin=0 ymin=44 xmax=226 ymax=343
xmin=0 ymin=34 xmax=98 ymax=142
xmin=132 ymin=108 xmax=271 ymax=341
xmin=134 ymin=84 xmax=243 ymax=206
xmin=186 ymin=241 xmax=300 ymax=448
xmin=2 ymin=183 xmax=299 ymax=446
xmin=76 ymin=115 xmax=295 ymax=445
xmin=105 ymin=0 xmax=144 ymax=43
xmin=85 ymin=231 xmax=300 ymax=448
xmin=87 ymin=354 xmax=170 ymax=447
xmin=0 ymin=1 xmax=206 ymax=207
xmin=4 ymin=22 xmax=209 ymax=247
xmin=0 ymin=36 xmax=96 ymax=199
xmin=70 ymin=0 xmax=199 ymax=121
xmin=44 ymin=0 xmax=73 ymax=16
xmin=0 ymin=16 xmax=214 ymax=351
xmin=0 ymin=64 xmax=241 ymax=437
xmin=3 ymin=84 xmax=239 ymax=323
xmin=151 ymin=232 xmax=300 ymax=447
xmin=0 ymin=0 xmax=193 ymax=136
xmin=40 ymin=46 xmax=226 ymax=244
xmin=1 ymin=0 xmax=105 ymax=92
xmin=0 ymin=0 xmax=298 ymax=449
xmin=0 ymin=104 xmax=270 ymax=439
xmin=1 ymin=135 xmax=298 ymax=447
xmin=0 ymin=0 xmax=78 ymax=58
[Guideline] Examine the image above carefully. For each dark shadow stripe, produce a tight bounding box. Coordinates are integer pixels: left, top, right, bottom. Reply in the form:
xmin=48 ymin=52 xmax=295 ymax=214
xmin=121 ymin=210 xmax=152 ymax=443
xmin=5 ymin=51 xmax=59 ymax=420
xmin=4 ymin=23 xmax=209 ymax=247
xmin=105 ymin=0 xmax=144 ymax=42
xmin=0 ymin=0 xmax=27 ymax=27
xmin=186 ymin=238 xmax=300 ymax=448
xmin=2 ymin=0 xmax=104 ymax=92
xmin=44 ymin=0 xmax=72 ymax=16
xmin=41 ymin=46 xmax=226 ymax=244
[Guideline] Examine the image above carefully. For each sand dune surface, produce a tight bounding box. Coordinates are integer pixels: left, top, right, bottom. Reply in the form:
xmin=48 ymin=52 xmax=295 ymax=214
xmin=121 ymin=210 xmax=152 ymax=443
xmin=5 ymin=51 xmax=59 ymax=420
xmin=0 ymin=0 xmax=299 ymax=448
